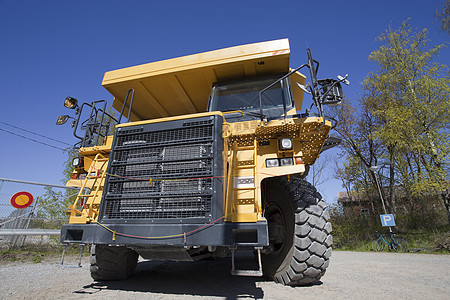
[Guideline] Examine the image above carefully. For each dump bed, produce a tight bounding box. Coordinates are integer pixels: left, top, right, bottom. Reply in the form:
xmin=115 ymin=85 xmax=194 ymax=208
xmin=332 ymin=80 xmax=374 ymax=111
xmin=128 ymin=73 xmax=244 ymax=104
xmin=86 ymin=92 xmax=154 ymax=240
xmin=102 ymin=39 xmax=293 ymax=121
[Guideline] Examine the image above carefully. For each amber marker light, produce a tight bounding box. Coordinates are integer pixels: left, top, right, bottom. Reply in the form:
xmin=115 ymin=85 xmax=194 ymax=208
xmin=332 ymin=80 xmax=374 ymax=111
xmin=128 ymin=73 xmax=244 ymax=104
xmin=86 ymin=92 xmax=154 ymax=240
xmin=295 ymin=157 xmax=303 ymax=165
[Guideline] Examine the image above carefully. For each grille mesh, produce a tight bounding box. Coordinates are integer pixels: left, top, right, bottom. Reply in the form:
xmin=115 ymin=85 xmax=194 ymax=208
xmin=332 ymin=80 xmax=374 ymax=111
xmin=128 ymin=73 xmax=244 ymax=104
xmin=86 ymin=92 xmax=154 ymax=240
xmin=101 ymin=118 xmax=218 ymax=221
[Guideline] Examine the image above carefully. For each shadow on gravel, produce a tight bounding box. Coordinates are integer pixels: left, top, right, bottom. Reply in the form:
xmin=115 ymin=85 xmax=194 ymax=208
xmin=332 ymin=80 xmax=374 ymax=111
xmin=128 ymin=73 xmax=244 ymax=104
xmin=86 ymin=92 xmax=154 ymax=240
xmin=74 ymin=257 xmax=268 ymax=299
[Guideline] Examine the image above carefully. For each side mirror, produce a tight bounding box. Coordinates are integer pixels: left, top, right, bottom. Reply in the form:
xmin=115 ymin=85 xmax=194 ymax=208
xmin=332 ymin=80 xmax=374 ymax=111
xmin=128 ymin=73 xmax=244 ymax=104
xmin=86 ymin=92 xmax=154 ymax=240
xmin=296 ymin=82 xmax=312 ymax=94
xmin=318 ymin=79 xmax=344 ymax=105
xmin=56 ymin=115 xmax=69 ymax=125
xmin=64 ymin=97 xmax=78 ymax=109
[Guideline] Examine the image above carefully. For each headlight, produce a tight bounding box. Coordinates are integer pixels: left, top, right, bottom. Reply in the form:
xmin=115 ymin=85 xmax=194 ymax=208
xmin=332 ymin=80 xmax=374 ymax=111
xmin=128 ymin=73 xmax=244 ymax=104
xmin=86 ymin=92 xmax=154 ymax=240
xmin=72 ymin=157 xmax=84 ymax=167
xmin=266 ymin=159 xmax=280 ymax=168
xmin=279 ymin=138 xmax=293 ymax=150
xmin=56 ymin=115 xmax=69 ymax=125
xmin=280 ymin=158 xmax=294 ymax=166
xmin=64 ymin=96 xmax=78 ymax=109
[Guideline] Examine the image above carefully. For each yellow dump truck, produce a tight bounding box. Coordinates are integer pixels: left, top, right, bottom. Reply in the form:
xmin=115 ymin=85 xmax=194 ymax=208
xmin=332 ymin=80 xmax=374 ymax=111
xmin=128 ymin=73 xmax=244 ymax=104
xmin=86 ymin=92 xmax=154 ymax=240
xmin=58 ymin=38 xmax=347 ymax=285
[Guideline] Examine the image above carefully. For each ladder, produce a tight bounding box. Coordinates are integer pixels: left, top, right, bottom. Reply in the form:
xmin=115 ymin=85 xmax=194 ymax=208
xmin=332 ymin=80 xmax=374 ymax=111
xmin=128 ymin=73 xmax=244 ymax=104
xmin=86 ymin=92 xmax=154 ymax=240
xmin=230 ymin=139 xmax=261 ymax=222
xmin=229 ymin=139 xmax=264 ymax=277
xmin=67 ymin=153 xmax=108 ymax=223
xmin=231 ymin=247 xmax=263 ymax=277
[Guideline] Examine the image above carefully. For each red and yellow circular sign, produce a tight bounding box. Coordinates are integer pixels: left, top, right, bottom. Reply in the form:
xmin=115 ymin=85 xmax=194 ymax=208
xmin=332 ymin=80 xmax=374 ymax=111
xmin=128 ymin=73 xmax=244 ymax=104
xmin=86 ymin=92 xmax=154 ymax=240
xmin=10 ymin=191 xmax=34 ymax=209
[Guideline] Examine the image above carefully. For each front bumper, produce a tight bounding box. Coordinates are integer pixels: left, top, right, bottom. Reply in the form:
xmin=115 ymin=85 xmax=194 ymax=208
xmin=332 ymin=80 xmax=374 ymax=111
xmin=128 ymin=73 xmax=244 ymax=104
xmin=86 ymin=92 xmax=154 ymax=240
xmin=60 ymin=221 xmax=268 ymax=247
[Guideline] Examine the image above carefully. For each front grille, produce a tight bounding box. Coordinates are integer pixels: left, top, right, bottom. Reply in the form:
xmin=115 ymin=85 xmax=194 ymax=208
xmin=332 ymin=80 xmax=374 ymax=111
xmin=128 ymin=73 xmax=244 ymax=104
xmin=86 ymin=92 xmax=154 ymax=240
xmin=99 ymin=115 xmax=223 ymax=223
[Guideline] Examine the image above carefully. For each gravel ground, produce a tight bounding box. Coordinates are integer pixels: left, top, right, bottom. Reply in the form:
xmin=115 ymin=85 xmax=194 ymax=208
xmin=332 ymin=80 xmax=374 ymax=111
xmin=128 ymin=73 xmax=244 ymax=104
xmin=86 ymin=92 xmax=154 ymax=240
xmin=0 ymin=251 xmax=449 ymax=299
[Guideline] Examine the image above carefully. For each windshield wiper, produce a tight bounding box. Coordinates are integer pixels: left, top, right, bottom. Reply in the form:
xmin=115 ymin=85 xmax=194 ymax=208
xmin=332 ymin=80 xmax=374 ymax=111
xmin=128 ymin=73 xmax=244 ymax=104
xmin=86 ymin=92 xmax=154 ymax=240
xmin=221 ymin=109 xmax=265 ymax=120
xmin=244 ymin=111 xmax=265 ymax=118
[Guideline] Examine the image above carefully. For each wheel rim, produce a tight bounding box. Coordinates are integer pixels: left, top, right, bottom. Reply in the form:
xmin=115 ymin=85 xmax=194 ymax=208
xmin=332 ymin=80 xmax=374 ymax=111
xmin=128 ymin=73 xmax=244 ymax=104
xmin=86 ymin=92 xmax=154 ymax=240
xmin=261 ymin=177 xmax=331 ymax=285
xmin=265 ymin=203 xmax=286 ymax=255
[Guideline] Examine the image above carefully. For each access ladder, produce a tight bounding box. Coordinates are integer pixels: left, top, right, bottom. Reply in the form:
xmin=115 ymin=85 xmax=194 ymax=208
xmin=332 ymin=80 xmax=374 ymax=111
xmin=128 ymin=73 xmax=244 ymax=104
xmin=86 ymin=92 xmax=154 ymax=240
xmin=67 ymin=153 xmax=108 ymax=223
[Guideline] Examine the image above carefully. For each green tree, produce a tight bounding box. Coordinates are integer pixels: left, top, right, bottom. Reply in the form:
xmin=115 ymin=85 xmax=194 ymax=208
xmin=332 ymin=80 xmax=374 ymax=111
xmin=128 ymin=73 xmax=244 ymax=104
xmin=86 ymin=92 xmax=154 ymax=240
xmin=332 ymin=20 xmax=449 ymax=224
xmin=34 ymin=148 xmax=78 ymax=227
xmin=436 ymin=0 xmax=450 ymax=34
xmin=330 ymin=95 xmax=385 ymax=215
xmin=364 ymin=20 xmax=449 ymax=221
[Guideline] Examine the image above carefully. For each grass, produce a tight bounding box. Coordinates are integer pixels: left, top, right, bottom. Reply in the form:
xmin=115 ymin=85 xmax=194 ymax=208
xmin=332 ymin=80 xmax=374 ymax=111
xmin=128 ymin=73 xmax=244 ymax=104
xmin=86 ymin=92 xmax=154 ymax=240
xmin=1 ymin=225 xmax=448 ymax=264
xmin=0 ymin=243 xmax=89 ymax=264
xmin=1 ymin=247 xmax=54 ymax=264
xmin=333 ymin=226 xmax=450 ymax=254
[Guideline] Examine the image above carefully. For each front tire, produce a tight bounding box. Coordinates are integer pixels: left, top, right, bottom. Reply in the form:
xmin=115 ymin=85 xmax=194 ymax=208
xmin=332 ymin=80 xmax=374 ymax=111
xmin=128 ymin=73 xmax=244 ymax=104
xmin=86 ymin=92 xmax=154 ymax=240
xmin=392 ymin=238 xmax=408 ymax=252
xmin=90 ymin=244 xmax=139 ymax=281
xmin=262 ymin=176 xmax=332 ymax=286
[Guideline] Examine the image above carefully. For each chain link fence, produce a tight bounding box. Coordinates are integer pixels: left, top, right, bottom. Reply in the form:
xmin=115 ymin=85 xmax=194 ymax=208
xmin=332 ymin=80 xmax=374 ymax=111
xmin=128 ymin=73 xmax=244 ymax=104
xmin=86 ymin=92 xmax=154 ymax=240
xmin=0 ymin=177 xmax=78 ymax=247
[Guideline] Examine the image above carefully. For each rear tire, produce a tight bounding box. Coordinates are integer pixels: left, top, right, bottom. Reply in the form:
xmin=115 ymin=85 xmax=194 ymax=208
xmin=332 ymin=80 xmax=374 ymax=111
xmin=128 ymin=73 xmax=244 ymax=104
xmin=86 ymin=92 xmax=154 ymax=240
xmin=90 ymin=244 xmax=139 ymax=281
xmin=376 ymin=239 xmax=385 ymax=252
xmin=262 ymin=176 xmax=332 ymax=286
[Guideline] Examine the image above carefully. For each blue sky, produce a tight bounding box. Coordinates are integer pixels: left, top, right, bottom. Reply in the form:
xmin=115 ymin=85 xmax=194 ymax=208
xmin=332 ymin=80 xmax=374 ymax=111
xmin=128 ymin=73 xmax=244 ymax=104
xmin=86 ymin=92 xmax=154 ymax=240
xmin=0 ymin=0 xmax=448 ymax=203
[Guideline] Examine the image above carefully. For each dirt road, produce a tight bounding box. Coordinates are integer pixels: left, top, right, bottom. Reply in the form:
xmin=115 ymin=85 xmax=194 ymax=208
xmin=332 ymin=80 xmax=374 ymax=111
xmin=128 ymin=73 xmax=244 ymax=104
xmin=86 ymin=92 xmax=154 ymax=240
xmin=1 ymin=251 xmax=449 ymax=299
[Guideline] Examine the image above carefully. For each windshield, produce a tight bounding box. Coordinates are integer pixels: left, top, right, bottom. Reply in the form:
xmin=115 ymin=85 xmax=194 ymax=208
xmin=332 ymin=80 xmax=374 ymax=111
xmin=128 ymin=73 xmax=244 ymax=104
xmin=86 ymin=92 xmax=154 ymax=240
xmin=209 ymin=77 xmax=289 ymax=112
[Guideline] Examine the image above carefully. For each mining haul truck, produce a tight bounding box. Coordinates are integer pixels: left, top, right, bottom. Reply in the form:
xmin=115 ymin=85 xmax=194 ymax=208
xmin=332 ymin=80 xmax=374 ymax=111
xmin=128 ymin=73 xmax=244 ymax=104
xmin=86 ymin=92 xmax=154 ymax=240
xmin=58 ymin=38 xmax=347 ymax=286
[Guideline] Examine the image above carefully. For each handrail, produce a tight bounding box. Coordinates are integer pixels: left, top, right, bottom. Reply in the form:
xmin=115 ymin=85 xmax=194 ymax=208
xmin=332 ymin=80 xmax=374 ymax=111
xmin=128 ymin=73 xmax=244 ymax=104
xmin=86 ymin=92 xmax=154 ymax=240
xmin=258 ymin=63 xmax=308 ymax=121
xmin=71 ymin=100 xmax=119 ymax=147
xmin=118 ymin=89 xmax=135 ymax=124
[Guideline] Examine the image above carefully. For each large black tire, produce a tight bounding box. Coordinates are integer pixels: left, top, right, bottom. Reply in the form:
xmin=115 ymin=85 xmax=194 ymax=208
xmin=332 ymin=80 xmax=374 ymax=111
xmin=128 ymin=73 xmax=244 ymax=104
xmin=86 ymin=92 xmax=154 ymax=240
xmin=90 ymin=244 xmax=139 ymax=281
xmin=262 ymin=176 xmax=332 ymax=286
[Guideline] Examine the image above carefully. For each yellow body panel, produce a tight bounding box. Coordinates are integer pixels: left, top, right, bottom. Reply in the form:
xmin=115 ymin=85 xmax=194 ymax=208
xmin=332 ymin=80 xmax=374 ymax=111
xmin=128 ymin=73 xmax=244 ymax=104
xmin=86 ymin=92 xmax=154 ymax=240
xmin=290 ymin=70 xmax=307 ymax=111
xmin=102 ymin=39 xmax=296 ymax=121
xmin=116 ymin=111 xmax=227 ymax=128
xmin=224 ymin=116 xmax=332 ymax=222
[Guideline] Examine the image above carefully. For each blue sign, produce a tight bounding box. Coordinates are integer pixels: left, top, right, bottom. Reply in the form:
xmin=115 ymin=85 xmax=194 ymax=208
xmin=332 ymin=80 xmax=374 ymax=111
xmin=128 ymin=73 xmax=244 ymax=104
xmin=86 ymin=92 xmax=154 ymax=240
xmin=380 ymin=214 xmax=396 ymax=227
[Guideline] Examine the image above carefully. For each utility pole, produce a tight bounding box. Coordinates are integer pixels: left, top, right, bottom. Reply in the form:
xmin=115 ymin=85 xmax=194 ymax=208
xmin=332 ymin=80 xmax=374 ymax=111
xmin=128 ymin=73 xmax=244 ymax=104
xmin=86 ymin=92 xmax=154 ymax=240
xmin=370 ymin=166 xmax=392 ymax=233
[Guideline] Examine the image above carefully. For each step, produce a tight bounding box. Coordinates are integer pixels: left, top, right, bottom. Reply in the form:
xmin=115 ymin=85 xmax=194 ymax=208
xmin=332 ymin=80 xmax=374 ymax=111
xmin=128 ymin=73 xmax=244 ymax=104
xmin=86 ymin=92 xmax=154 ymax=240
xmin=79 ymin=192 xmax=102 ymax=198
xmin=231 ymin=248 xmax=263 ymax=277
xmin=95 ymin=158 xmax=109 ymax=162
xmin=232 ymin=187 xmax=256 ymax=191
xmin=236 ymin=165 xmax=256 ymax=169
xmin=235 ymin=146 xmax=256 ymax=150
xmin=231 ymin=269 xmax=263 ymax=276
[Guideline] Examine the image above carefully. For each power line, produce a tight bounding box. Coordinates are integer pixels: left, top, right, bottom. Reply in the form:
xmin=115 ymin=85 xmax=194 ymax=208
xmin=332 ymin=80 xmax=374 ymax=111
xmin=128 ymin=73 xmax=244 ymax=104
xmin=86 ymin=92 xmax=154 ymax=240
xmin=0 ymin=120 xmax=72 ymax=146
xmin=0 ymin=127 xmax=66 ymax=151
